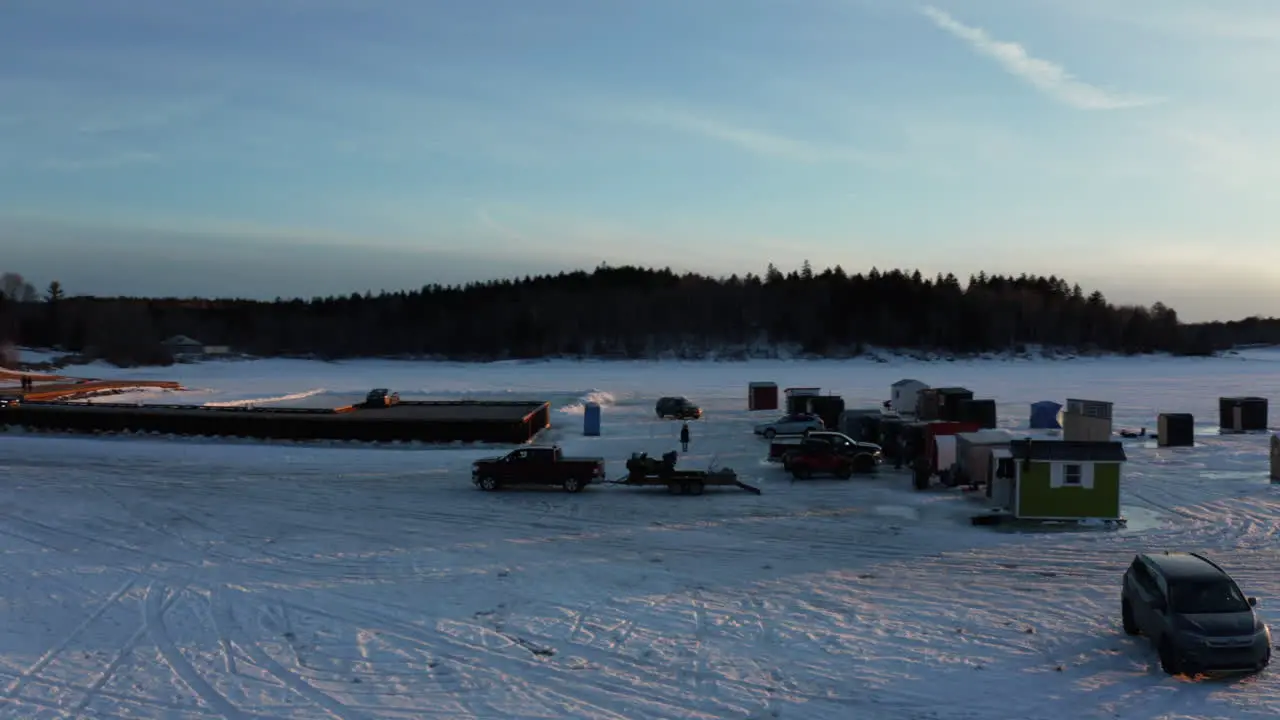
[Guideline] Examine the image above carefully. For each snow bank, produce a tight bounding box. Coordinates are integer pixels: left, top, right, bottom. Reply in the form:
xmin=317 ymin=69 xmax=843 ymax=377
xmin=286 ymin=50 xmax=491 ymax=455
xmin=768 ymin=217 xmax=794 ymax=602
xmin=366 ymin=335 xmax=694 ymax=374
xmin=17 ymin=347 xmax=61 ymax=364
xmin=202 ymin=388 xmax=328 ymax=408
xmin=557 ymin=389 xmax=618 ymax=414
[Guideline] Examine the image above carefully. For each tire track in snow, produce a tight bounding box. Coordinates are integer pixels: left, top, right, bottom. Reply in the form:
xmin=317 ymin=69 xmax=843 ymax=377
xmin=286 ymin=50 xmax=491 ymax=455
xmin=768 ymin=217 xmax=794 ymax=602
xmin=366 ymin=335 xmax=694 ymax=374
xmin=144 ymin=582 xmax=246 ymax=720
xmin=783 ymin=538 xmax=1280 ymax=719
xmin=212 ymin=590 xmax=367 ymax=720
xmin=69 ymin=585 xmax=186 ymax=716
xmin=275 ymin=596 xmax=777 ymax=720
xmin=1 ymin=512 xmax=192 ymax=567
xmin=305 ymin=589 xmax=934 ymax=717
xmin=0 ymin=682 xmax=221 ymax=718
xmin=3 ymin=574 xmax=138 ymax=700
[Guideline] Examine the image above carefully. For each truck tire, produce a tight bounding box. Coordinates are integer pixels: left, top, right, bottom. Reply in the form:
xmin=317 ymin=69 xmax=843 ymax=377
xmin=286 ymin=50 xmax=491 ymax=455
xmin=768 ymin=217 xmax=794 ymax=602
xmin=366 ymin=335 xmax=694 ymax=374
xmin=836 ymin=465 xmax=853 ymax=480
xmin=763 ymin=428 xmax=776 ymax=440
xmin=478 ymin=476 xmax=499 ymax=492
xmin=667 ymin=481 xmax=683 ymax=495
xmin=853 ymin=454 xmax=875 ymax=475
xmin=685 ymin=479 xmax=704 ymax=496
xmin=563 ymin=477 xmax=584 ymax=493
xmin=1121 ymin=598 xmax=1139 ymax=636
xmin=1159 ymin=638 xmax=1183 ymax=676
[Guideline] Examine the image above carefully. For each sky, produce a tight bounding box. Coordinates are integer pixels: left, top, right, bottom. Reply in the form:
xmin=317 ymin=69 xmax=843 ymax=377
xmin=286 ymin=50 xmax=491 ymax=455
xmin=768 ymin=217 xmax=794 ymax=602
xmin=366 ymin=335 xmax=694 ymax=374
xmin=2 ymin=0 xmax=1279 ymax=321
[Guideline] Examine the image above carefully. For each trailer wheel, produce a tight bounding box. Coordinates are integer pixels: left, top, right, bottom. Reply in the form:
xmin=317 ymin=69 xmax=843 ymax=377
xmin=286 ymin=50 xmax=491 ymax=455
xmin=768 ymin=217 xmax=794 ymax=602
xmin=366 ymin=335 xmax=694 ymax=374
xmin=853 ymin=454 xmax=875 ymax=475
xmin=563 ymin=477 xmax=584 ymax=493
xmin=667 ymin=481 xmax=685 ymax=495
xmin=478 ymin=476 xmax=499 ymax=492
xmin=685 ymin=480 xmax=704 ymax=496
xmin=836 ymin=465 xmax=853 ymax=480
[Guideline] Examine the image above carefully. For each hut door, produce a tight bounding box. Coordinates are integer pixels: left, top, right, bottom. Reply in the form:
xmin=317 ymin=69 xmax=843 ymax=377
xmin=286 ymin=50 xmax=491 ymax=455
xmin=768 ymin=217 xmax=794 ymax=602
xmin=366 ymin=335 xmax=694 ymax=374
xmin=1234 ymin=406 xmax=1244 ymax=431
xmin=1002 ymin=475 xmax=1016 ymax=511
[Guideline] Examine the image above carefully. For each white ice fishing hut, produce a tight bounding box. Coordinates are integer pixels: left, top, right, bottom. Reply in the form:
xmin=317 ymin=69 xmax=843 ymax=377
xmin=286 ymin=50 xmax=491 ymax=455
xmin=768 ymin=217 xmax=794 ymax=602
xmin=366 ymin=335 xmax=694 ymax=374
xmin=890 ymin=379 xmax=928 ymax=415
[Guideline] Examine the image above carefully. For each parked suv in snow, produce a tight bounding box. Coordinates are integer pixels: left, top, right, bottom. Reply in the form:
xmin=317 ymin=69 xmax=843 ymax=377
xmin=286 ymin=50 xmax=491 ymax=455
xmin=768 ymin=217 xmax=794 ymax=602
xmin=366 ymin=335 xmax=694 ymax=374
xmin=365 ymin=388 xmax=400 ymax=408
xmin=754 ymin=413 xmax=824 ymax=439
xmin=1122 ymin=551 xmax=1271 ymax=675
xmin=655 ymin=396 xmax=702 ymax=420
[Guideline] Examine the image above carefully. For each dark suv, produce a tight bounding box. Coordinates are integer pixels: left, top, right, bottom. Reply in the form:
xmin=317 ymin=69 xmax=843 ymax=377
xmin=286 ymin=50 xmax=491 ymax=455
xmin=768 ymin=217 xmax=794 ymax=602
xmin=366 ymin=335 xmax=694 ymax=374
xmin=655 ymin=396 xmax=702 ymax=420
xmin=1121 ymin=552 xmax=1271 ymax=675
xmin=365 ymin=388 xmax=400 ymax=408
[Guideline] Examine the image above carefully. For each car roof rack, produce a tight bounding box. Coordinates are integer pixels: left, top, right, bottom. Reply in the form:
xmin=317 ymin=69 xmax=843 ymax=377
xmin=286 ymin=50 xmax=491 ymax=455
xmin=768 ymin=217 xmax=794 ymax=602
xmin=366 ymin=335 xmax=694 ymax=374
xmin=1152 ymin=551 xmax=1227 ymax=575
xmin=1188 ymin=552 xmax=1226 ymax=573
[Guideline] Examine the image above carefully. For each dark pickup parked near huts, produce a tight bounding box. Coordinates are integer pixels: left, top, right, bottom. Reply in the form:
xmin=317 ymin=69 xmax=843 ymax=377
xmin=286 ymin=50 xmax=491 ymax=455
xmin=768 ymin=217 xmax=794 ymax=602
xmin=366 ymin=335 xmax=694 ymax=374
xmin=768 ymin=431 xmax=883 ymax=470
xmin=472 ymin=446 xmax=605 ymax=493
xmin=786 ymin=439 xmax=871 ymax=479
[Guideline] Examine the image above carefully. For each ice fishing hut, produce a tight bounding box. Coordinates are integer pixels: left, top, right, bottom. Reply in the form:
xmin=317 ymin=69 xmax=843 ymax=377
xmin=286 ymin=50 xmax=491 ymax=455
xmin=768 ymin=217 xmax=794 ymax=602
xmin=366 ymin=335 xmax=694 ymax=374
xmin=992 ymin=439 xmax=1127 ymax=522
xmin=917 ymin=387 xmax=972 ymax=421
xmin=583 ymin=402 xmax=602 ymax=436
xmin=1029 ymin=400 xmax=1062 ymax=429
xmin=748 ymin=382 xmax=778 ymax=411
xmin=1062 ymin=399 xmax=1113 ymax=442
xmin=1157 ymin=413 xmax=1194 ymax=447
xmin=890 ymin=379 xmax=928 ymax=415
xmin=1219 ymin=397 xmax=1268 ymax=433
xmin=952 ymin=429 xmax=1014 ymax=486
xmin=839 ymin=407 xmax=884 ymax=442
xmin=957 ymin=398 xmax=998 ymax=429
xmin=784 ymin=387 xmax=821 ymax=415
xmin=808 ymin=395 xmax=847 ymax=432
xmin=936 ymin=388 xmax=974 ymax=421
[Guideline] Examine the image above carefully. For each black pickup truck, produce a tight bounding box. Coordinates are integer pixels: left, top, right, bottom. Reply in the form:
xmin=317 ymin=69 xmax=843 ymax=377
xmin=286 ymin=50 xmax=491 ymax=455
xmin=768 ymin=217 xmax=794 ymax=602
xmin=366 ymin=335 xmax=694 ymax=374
xmin=768 ymin=431 xmax=883 ymax=472
xmin=471 ymin=446 xmax=606 ymax=493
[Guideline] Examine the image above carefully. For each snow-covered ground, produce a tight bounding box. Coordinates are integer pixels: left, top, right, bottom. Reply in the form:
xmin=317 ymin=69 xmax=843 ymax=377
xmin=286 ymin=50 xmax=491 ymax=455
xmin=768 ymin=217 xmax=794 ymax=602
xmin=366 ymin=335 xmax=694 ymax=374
xmin=2 ymin=352 xmax=1280 ymax=719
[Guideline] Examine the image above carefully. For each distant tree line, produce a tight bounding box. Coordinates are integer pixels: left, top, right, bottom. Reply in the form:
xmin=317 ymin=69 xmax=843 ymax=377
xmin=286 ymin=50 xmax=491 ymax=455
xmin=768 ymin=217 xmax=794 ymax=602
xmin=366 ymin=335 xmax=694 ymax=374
xmin=0 ymin=264 xmax=1260 ymax=367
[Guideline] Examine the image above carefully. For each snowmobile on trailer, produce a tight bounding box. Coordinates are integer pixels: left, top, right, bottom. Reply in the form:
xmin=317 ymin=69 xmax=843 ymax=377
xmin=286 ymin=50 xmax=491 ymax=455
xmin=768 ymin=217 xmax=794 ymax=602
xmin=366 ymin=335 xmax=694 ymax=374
xmin=608 ymin=451 xmax=761 ymax=495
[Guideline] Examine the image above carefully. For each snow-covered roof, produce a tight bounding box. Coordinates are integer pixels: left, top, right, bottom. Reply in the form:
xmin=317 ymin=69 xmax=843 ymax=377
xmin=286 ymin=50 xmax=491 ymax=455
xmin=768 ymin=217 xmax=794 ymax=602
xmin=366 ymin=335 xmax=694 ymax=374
xmin=955 ymin=429 xmax=1015 ymax=445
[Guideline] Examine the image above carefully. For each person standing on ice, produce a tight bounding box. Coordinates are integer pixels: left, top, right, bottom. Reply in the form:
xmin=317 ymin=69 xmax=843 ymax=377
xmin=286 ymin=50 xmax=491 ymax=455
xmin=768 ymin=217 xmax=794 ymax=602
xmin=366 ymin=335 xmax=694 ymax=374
xmin=680 ymin=422 xmax=691 ymax=452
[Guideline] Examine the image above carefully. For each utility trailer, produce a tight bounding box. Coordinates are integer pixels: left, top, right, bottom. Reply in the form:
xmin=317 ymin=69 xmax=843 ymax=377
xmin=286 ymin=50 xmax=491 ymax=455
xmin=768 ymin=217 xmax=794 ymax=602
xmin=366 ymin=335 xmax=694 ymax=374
xmin=610 ymin=451 xmax=761 ymax=495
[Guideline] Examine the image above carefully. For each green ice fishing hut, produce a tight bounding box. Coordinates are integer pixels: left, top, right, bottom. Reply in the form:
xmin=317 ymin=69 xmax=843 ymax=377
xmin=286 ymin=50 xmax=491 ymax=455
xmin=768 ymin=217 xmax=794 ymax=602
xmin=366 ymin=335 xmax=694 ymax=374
xmin=990 ymin=438 xmax=1128 ymax=522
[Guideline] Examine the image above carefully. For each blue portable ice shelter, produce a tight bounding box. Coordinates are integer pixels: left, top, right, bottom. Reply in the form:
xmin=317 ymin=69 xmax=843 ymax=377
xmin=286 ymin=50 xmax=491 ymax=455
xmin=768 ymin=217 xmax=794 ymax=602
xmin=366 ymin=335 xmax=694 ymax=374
xmin=1029 ymin=400 xmax=1062 ymax=429
xmin=584 ymin=402 xmax=602 ymax=436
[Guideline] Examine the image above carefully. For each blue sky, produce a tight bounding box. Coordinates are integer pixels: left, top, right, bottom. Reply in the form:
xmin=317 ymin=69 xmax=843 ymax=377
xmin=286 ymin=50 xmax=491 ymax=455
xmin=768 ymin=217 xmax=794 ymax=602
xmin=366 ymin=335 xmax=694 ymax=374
xmin=2 ymin=0 xmax=1279 ymax=321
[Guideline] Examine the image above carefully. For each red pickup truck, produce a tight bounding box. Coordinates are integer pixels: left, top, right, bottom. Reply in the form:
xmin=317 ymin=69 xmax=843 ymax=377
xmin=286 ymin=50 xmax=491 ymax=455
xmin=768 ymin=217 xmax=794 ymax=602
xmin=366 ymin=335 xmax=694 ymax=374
xmin=471 ymin=446 xmax=606 ymax=493
xmin=783 ymin=434 xmax=883 ymax=479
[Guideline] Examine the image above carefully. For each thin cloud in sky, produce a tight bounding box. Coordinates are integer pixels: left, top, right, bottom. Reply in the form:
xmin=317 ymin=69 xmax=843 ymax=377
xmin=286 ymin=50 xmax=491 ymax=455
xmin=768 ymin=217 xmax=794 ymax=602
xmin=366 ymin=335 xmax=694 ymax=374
xmin=920 ymin=6 xmax=1161 ymax=110
xmin=615 ymin=104 xmax=897 ymax=168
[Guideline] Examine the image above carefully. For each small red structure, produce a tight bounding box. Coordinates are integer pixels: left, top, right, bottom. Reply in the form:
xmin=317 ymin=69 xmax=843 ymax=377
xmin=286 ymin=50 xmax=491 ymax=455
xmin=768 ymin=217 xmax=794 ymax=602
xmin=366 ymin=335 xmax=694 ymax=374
xmin=749 ymin=382 xmax=778 ymax=411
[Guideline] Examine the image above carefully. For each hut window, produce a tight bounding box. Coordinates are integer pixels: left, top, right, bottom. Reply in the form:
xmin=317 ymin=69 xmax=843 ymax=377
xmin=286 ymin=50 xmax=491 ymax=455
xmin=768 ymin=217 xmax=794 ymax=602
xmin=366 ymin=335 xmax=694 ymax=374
xmin=1063 ymin=464 xmax=1083 ymax=485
